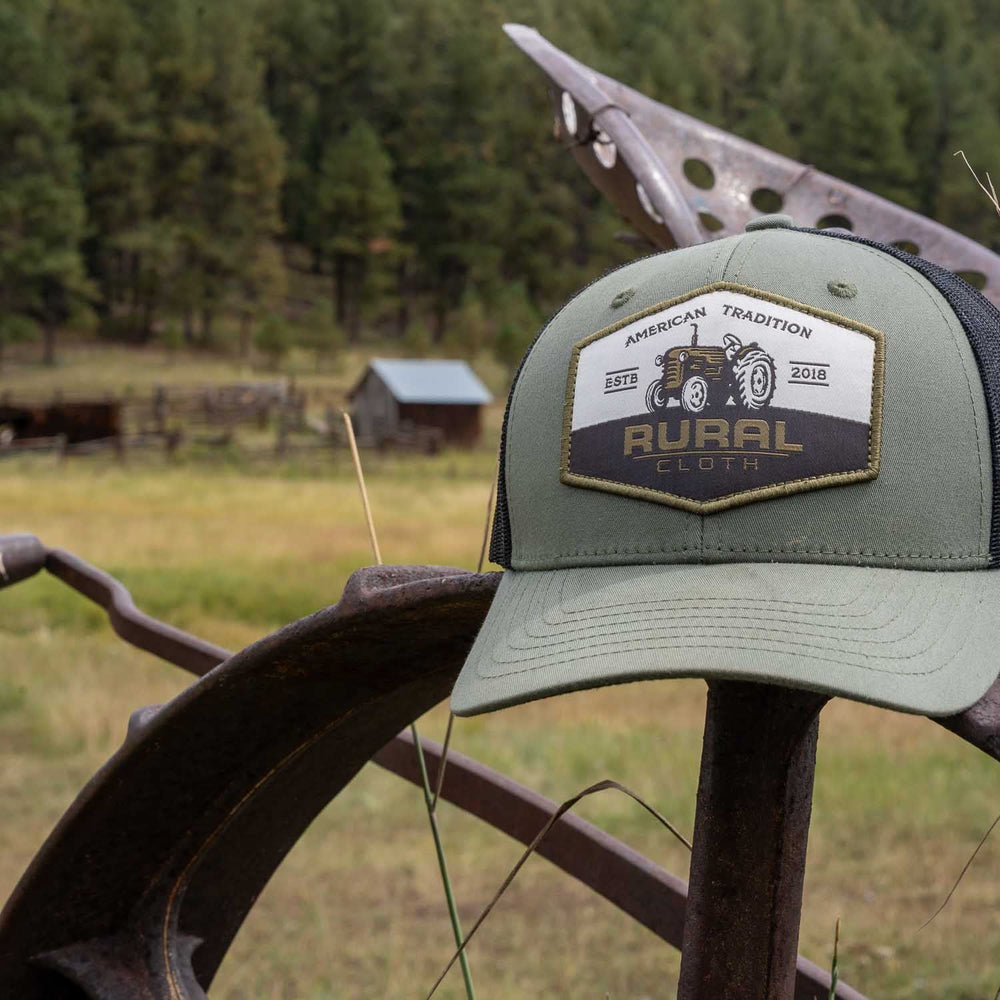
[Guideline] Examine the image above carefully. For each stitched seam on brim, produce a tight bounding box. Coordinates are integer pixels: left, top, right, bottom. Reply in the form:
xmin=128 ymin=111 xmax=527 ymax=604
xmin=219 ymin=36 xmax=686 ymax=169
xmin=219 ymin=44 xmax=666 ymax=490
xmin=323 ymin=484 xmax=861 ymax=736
xmin=473 ymin=570 xmax=973 ymax=674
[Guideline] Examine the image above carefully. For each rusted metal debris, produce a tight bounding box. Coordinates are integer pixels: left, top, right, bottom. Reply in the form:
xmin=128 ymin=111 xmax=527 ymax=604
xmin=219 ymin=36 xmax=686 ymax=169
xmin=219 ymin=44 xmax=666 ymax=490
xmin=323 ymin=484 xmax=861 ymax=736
xmin=0 ymin=533 xmax=47 ymax=587
xmin=46 ymin=549 xmax=230 ymax=676
xmin=503 ymin=24 xmax=1000 ymax=306
xmin=0 ymin=558 xmax=497 ymax=999
xmin=1 ymin=539 xmax=996 ymax=995
xmin=938 ymin=677 xmax=1000 ymax=762
xmin=1 ymin=541 xmax=879 ymax=999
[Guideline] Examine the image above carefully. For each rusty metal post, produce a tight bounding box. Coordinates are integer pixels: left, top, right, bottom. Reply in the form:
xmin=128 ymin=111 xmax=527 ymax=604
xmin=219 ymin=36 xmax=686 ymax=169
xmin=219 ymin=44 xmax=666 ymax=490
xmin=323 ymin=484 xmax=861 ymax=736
xmin=677 ymin=681 xmax=828 ymax=1000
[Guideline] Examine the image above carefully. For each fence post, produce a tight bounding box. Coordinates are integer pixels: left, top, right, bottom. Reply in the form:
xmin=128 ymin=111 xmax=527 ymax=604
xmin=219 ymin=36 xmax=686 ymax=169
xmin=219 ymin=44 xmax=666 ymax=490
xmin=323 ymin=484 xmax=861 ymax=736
xmin=276 ymin=407 xmax=288 ymax=456
xmin=677 ymin=681 xmax=828 ymax=1000
xmin=153 ymin=385 xmax=167 ymax=435
xmin=165 ymin=429 xmax=182 ymax=459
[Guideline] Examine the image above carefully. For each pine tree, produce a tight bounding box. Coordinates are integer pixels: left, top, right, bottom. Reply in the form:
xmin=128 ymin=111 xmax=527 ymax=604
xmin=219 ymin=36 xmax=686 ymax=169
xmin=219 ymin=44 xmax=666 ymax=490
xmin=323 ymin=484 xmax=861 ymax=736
xmin=259 ymin=0 xmax=392 ymax=256
xmin=0 ymin=0 xmax=89 ymax=366
xmin=6 ymin=0 xmax=998 ymax=365
xmin=55 ymin=0 xmax=156 ymax=339
xmin=313 ymin=121 xmax=401 ymax=340
xmin=780 ymin=0 xmax=918 ymax=209
xmin=883 ymin=0 xmax=1000 ymax=249
xmin=141 ymin=0 xmax=285 ymax=344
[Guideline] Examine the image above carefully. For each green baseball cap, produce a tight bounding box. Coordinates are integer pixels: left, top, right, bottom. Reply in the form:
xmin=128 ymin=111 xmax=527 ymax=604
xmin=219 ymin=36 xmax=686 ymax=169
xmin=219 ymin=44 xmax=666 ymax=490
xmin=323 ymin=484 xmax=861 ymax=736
xmin=452 ymin=217 xmax=1000 ymax=718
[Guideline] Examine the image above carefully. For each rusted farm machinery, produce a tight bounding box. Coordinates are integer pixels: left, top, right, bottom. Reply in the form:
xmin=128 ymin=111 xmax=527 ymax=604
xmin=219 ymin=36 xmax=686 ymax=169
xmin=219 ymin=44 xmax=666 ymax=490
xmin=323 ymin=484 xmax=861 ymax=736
xmin=2 ymin=26 xmax=1000 ymax=1000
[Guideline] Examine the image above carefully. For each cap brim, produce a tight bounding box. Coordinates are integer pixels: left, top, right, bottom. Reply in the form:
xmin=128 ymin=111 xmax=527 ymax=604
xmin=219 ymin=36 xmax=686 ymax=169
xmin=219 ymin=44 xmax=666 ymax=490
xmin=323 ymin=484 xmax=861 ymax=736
xmin=451 ymin=563 xmax=1000 ymax=718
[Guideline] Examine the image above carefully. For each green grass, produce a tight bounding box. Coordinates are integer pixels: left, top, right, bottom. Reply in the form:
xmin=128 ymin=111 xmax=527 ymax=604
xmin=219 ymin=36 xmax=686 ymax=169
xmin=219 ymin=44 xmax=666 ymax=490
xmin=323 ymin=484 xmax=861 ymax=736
xmin=1 ymin=348 xmax=998 ymax=997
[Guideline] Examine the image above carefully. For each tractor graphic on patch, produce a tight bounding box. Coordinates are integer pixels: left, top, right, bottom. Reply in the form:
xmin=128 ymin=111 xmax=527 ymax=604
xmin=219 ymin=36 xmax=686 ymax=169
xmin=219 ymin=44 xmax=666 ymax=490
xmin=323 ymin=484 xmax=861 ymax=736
xmin=645 ymin=327 xmax=776 ymax=414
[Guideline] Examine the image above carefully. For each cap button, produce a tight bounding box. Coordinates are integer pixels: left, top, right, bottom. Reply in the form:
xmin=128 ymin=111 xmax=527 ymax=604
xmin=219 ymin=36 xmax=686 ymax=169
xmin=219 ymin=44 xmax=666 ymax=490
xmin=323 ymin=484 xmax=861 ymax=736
xmin=745 ymin=214 xmax=795 ymax=232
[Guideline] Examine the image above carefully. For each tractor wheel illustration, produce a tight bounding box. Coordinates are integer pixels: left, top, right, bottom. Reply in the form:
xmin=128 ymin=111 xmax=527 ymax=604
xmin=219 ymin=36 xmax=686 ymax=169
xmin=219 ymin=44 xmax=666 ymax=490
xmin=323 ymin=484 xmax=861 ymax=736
xmin=645 ymin=379 xmax=669 ymax=413
xmin=732 ymin=350 xmax=776 ymax=410
xmin=680 ymin=375 xmax=709 ymax=413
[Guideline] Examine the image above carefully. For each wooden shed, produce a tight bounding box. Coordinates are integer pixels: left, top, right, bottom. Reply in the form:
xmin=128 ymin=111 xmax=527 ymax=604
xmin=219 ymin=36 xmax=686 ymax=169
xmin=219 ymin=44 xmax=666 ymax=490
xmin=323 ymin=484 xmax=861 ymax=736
xmin=348 ymin=359 xmax=492 ymax=448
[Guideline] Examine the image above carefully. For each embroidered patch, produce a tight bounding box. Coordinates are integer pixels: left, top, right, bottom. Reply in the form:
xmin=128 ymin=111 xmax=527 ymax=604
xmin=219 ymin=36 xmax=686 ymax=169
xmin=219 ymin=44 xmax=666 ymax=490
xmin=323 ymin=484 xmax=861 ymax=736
xmin=561 ymin=282 xmax=884 ymax=513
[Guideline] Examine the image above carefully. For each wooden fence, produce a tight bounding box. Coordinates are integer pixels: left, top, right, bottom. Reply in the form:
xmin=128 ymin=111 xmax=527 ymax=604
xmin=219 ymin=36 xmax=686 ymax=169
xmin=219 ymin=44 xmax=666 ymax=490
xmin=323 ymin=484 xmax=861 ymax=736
xmin=0 ymin=382 xmax=457 ymax=463
xmin=0 ymin=382 xmax=326 ymax=463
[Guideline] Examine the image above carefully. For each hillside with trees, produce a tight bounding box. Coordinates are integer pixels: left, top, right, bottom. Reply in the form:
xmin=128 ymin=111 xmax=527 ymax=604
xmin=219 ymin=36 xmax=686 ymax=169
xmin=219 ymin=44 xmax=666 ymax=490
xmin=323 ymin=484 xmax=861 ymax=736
xmin=1 ymin=0 xmax=998 ymax=367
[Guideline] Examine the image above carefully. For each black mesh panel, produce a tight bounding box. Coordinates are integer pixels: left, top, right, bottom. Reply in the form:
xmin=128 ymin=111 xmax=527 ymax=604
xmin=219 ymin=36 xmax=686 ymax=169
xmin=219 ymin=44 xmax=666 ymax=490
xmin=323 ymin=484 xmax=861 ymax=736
xmin=797 ymin=227 xmax=1000 ymax=563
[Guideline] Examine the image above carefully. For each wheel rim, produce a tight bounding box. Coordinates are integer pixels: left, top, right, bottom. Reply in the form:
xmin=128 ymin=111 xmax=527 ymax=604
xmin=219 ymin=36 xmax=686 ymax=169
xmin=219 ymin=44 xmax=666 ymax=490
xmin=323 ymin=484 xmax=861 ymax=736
xmin=646 ymin=380 xmax=668 ymax=413
xmin=682 ymin=378 xmax=707 ymax=411
xmin=751 ymin=364 xmax=770 ymax=400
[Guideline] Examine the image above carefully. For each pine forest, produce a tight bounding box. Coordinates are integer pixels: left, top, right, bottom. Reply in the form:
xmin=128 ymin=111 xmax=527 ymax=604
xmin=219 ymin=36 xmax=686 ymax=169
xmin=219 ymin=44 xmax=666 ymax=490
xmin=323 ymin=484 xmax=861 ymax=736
xmin=2 ymin=0 xmax=999 ymax=368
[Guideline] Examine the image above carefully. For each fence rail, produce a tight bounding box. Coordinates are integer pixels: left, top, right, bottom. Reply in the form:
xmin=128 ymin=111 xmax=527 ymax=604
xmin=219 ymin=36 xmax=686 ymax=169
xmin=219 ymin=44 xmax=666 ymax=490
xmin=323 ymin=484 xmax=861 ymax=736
xmin=0 ymin=381 xmax=325 ymax=462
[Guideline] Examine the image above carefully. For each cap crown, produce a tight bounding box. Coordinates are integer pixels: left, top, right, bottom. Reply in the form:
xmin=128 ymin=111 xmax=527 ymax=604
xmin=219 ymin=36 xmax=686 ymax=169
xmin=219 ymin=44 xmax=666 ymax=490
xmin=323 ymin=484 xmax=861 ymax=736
xmin=491 ymin=227 xmax=996 ymax=572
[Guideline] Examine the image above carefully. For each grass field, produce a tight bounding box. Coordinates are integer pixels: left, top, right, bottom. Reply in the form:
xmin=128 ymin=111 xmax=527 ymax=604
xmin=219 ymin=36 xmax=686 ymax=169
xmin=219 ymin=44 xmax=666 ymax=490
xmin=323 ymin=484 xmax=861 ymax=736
xmin=1 ymin=346 xmax=998 ymax=998
xmin=0 ymin=339 xmax=512 ymax=404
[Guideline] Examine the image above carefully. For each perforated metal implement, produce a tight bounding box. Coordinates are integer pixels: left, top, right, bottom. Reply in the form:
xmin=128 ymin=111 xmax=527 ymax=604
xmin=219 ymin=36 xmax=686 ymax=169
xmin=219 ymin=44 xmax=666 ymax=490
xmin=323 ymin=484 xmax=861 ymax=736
xmin=504 ymin=24 xmax=1000 ymax=306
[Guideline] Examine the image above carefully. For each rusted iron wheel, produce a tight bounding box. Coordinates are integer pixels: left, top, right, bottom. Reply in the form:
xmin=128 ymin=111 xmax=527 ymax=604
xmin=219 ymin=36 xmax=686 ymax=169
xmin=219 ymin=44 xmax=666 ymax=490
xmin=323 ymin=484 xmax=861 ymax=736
xmin=0 ymin=542 xmax=892 ymax=1000
xmin=2 ymin=539 xmax=997 ymax=997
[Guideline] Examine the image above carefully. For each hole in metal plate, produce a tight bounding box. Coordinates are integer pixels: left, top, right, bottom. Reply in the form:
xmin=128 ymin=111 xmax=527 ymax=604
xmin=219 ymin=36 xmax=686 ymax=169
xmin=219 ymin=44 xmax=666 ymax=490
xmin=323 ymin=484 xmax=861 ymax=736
xmin=683 ymin=158 xmax=715 ymax=190
xmin=751 ymin=188 xmax=784 ymax=213
xmin=892 ymin=240 xmax=920 ymax=255
xmin=699 ymin=212 xmax=724 ymax=232
xmin=816 ymin=214 xmax=853 ymax=231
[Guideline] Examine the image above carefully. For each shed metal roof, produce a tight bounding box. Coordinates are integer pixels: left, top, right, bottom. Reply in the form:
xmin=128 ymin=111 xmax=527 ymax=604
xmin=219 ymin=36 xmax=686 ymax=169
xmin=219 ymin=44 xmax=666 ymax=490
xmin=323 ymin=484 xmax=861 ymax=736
xmin=356 ymin=358 xmax=493 ymax=405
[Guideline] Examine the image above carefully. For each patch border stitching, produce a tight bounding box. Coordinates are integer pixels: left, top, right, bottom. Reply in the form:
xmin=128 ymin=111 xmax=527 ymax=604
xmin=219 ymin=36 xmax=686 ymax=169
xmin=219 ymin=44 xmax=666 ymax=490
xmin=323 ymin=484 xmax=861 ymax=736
xmin=559 ymin=281 xmax=885 ymax=514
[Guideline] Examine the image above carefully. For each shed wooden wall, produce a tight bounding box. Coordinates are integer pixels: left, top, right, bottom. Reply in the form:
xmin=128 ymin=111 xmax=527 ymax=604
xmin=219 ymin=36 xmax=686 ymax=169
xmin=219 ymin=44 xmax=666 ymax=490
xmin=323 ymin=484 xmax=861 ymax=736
xmin=350 ymin=372 xmax=399 ymax=445
xmin=350 ymin=370 xmax=484 ymax=448
xmin=397 ymin=402 xmax=481 ymax=446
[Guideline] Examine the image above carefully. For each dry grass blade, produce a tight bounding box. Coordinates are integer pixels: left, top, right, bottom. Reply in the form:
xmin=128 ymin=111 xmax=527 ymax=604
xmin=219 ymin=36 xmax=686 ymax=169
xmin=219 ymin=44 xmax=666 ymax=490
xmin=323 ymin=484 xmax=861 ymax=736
xmin=341 ymin=411 xmax=382 ymax=565
xmin=919 ymin=808 xmax=1000 ymax=931
xmin=954 ymin=150 xmax=1000 ymax=216
xmin=423 ymin=778 xmax=692 ymax=999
